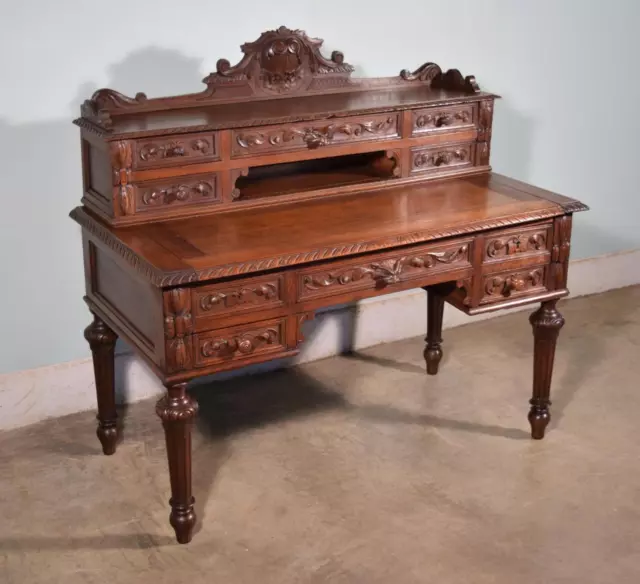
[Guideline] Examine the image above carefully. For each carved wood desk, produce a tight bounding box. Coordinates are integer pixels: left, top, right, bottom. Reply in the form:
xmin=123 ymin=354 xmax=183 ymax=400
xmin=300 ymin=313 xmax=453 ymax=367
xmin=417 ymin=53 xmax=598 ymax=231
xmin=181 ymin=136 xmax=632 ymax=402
xmin=71 ymin=27 xmax=588 ymax=543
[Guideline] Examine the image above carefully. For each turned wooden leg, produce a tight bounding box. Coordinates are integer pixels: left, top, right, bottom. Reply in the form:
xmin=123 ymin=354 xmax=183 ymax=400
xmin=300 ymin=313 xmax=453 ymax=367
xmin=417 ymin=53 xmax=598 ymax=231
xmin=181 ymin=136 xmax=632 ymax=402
xmin=84 ymin=313 xmax=118 ymax=455
xmin=424 ymin=286 xmax=445 ymax=375
xmin=156 ymin=382 xmax=198 ymax=544
xmin=528 ymin=299 xmax=565 ymax=439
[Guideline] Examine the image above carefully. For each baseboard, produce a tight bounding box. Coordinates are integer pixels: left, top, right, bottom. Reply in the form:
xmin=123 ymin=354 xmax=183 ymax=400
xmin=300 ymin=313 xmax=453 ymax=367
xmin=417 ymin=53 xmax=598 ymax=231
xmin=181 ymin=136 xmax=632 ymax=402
xmin=1 ymin=248 xmax=638 ymax=432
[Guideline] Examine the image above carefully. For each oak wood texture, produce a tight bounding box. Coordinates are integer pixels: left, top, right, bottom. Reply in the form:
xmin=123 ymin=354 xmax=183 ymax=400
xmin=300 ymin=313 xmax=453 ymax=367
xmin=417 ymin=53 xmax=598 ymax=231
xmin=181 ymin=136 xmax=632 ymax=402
xmin=73 ymin=27 xmax=588 ymax=544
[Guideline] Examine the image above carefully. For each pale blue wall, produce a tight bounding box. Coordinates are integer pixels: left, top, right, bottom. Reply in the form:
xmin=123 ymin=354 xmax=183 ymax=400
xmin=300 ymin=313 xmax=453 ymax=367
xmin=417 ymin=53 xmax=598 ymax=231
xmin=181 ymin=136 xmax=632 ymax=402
xmin=1 ymin=0 xmax=638 ymax=373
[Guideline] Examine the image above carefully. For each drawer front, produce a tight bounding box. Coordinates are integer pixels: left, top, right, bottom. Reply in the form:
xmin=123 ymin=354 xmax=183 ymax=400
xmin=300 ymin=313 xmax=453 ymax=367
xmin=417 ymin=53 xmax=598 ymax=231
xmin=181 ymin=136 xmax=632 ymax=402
xmin=195 ymin=318 xmax=287 ymax=367
xmin=410 ymin=143 xmax=475 ymax=176
xmin=411 ymin=104 xmax=475 ymax=136
xmin=193 ymin=274 xmax=285 ymax=322
xmin=231 ymin=113 xmax=401 ymax=158
xmin=484 ymin=223 xmax=553 ymax=264
xmin=298 ymin=239 xmax=471 ymax=301
xmin=134 ymin=173 xmax=221 ymax=213
xmin=480 ymin=266 xmax=548 ymax=305
xmin=133 ymin=132 xmax=219 ymax=169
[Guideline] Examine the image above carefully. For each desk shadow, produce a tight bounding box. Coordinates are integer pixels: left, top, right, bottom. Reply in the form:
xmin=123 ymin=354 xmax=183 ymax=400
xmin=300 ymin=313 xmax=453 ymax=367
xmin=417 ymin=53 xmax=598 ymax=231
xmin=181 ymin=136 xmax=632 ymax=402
xmin=0 ymin=533 xmax=175 ymax=552
xmin=342 ymin=350 xmax=426 ymax=375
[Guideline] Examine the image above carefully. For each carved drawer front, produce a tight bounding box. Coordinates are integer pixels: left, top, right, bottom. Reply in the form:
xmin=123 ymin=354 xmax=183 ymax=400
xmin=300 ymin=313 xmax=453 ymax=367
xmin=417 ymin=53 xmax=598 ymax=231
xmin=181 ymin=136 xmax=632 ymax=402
xmin=134 ymin=173 xmax=221 ymax=213
xmin=480 ymin=266 xmax=548 ymax=305
xmin=231 ymin=113 xmax=401 ymax=157
xmin=193 ymin=275 xmax=285 ymax=322
xmin=298 ymin=239 xmax=472 ymax=301
xmin=410 ymin=143 xmax=475 ymax=175
xmin=411 ymin=104 xmax=475 ymax=136
xmin=484 ymin=223 xmax=553 ymax=264
xmin=133 ymin=132 xmax=219 ymax=169
xmin=195 ymin=318 xmax=287 ymax=367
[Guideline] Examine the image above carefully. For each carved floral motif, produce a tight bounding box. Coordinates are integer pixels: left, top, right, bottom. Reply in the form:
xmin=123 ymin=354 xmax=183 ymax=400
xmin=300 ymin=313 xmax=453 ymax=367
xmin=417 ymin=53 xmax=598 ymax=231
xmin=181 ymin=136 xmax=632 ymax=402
xmin=235 ymin=117 xmax=397 ymax=151
xmin=141 ymin=180 xmax=215 ymax=207
xmin=201 ymin=328 xmax=279 ymax=359
xmin=414 ymin=110 xmax=471 ymax=130
xmin=413 ymin=148 xmax=469 ymax=170
xmin=199 ymin=283 xmax=278 ymax=311
xmin=486 ymin=232 xmax=547 ymax=258
xmin=303 ymin=246 xmax=468 ymax=290
xmin=138 ymin=138 xmax=213 ymax=163
xmin=484 ymin=268 xmax=544 ymax=298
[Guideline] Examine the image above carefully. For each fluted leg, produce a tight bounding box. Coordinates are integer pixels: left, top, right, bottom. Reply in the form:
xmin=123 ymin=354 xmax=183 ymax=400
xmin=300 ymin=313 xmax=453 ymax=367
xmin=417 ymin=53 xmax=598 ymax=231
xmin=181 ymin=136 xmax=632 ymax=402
xmin=528 ymin=300 xmax=565 ymax=439
xmin=84 ymin=313 xmax=118 ymax=455
xmin=156 ymin=382 xmax=198 ymax=544
xmin=424 ymin=286 xmax=445 ymax=375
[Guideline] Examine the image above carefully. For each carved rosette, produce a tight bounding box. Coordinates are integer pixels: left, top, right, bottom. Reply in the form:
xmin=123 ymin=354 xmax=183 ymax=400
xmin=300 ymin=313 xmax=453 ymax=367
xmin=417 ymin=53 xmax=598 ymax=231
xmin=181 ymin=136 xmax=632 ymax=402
xmin=164 ymin=289 xmax=193 ymax=372
xmin=303 ymin=246 xmax=468 ymax=290
xmin=199 ymin=283 xmax=278 ymax=311
xmin=141 ymin=180 xmax=215 ymax=207
xmin=484 ymin=268 xmax=544 ymax=298
xmin=486 ymin=232 xmax=546 ymax=258
xmin=201 ymin=328 xmax=279 ymax=359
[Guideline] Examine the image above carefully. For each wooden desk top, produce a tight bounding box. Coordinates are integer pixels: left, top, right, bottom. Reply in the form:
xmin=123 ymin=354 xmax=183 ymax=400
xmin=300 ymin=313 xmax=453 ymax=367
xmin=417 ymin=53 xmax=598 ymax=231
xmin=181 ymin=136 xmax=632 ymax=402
xmin=70 ymin=173 xmax=586 ymax=286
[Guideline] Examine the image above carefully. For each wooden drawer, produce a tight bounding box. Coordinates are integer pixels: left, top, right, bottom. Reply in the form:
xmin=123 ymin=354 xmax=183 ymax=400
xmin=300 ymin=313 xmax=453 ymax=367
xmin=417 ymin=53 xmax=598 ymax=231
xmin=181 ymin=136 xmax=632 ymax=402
xmin=298 ymin=238 xmax=471 ymax=301
xmin=410 ymin=142 xmax=475 ymax=176
xmin=133 ymin=132 xmax=219 ymax=169
xmin=194 ymin=318 xmax=287 ymax=367
xmin=480 ymin=266 xmax=548 ymax=305
xmin=231 ymin=113 xmax=401 ymax=158
xmin=133 ymin=173 xmax=221 ymax=213
xmin=193 ymin=274 xmax=285 ymax=323
xmin=483 ymin=222 xmax=553 ymax=265
xmin=411 ymin=104 xmax=475 ymax=136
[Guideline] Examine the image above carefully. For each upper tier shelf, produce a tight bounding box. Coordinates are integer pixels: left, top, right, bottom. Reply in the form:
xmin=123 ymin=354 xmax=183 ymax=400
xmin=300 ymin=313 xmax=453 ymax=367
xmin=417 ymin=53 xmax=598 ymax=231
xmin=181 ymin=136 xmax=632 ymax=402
xmin=75 ymin=25 xmax=495 ymax=140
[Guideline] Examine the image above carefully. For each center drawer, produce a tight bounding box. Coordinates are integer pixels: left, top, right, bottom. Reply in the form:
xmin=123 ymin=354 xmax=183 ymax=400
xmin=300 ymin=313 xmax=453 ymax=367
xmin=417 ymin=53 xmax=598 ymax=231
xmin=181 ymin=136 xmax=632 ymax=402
xmin=297 ymin=238 xmax=472 ymax=302
xmin=231 ymin=113 xmax=401 ymax=158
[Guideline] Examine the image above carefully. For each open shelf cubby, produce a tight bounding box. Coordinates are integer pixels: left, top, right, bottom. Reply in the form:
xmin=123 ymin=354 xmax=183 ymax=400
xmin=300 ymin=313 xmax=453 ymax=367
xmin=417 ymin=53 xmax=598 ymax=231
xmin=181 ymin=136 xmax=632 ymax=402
xmin=232 ymin=150 xmax=400 ymax=202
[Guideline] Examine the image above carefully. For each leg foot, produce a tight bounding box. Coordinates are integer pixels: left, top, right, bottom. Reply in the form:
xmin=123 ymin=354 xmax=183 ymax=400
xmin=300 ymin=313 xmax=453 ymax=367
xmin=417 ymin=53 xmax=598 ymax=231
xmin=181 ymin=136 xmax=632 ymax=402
xmin=528 ymin=299 xmax=564 ymax=440
xmin=84 ymin=313 xmax=118 ymax=455
xmin=424 ymin=286 xmax=445 ymax=375
xmin=156 ymin=382 xmax=198 ymax=544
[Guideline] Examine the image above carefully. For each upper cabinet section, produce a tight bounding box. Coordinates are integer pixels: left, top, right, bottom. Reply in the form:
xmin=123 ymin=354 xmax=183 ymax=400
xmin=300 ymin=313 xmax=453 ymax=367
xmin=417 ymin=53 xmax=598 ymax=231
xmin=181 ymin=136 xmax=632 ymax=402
xmin=74 ymin=26 xmax=494 ymax=140
xmin=75 ymin=27 xmax=497 ymax=226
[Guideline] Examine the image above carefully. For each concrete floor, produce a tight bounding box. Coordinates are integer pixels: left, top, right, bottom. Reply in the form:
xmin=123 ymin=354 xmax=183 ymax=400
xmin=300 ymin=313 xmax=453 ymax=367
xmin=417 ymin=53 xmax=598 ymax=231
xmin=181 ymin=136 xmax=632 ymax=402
xmin=1 ymin=286 xmax=639 ymax=583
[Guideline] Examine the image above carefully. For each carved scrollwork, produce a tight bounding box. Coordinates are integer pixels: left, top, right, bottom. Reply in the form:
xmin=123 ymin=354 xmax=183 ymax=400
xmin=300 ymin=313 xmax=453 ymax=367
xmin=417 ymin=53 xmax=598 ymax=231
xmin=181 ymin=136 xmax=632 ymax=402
xmin=400 ymin=63 xmax=479 ymax=93
xmin=303 ymin=246 xmax=468 ymax=290
xmin=142 ymin=180 xmax=214 ymax=207
xmin=199 ymin=283 xmax=278 ymax=311
xmin=235 ymin=116 xmax=397 ymax=151
xmin=415 ymin=110 xmax=471 ymax=129
xmin=201 ymin=328 xmax=279 ymax=359
xmin=484 ymin=269 xmax=544 ymax=298
xmin=204 ymin=26 xmax=354 ymax=96
xmin=164 ymin=289 xmax=193 ymax=372
xmin=486 ymin=232 xmax=547 ymax=258
xmin=413 ymin=148 xmax=468 ymax=169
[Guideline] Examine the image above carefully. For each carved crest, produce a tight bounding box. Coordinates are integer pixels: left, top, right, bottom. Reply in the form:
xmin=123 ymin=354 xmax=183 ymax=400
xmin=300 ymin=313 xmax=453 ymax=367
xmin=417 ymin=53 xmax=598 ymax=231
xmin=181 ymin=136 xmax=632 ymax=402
xmin=203 ymin=26 xmax=354 ymax=96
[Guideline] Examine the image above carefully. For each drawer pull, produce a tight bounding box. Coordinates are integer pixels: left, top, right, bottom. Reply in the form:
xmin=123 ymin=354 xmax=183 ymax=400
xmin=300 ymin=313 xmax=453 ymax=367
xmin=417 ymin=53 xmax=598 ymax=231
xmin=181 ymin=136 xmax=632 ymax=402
xmin=302 ymin=129 xmax=327 ymax=149
xmin=435 ymin=114 xmax=453 ymax=127
xmin=201 ymin=328 xmax=278 ymax=358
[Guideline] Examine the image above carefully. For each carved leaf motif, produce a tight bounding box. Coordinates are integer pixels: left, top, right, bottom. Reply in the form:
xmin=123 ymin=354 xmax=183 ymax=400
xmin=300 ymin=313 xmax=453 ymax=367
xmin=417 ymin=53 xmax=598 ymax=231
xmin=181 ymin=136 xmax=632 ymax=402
xmin=414 ymin=148 xmax=467 ymax=169
xmin=142 ymin=181 xmax=214 ymax=206
xmin=484 ymin=269 xmax=544 ymax=298
xmin=303 ymin=246 xmax=468 ymax=290
xmin=235 ymin=117 xmax=397 ymax=151
xmin=199 ymin=284 xmax=278 ymax=311
xmin=415 ymin=110 xmax=470 ymax=129
xmin=486 ymin=232 xmax=546 ymax=258
xmin=201 ymin=328 xmax=278 ymax=358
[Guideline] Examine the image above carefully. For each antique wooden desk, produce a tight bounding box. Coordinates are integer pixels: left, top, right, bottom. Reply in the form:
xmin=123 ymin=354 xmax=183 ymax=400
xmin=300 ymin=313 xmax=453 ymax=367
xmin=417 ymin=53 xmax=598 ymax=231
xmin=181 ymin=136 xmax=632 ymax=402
xmin=71 ymin=27 xmax=588 ymax=544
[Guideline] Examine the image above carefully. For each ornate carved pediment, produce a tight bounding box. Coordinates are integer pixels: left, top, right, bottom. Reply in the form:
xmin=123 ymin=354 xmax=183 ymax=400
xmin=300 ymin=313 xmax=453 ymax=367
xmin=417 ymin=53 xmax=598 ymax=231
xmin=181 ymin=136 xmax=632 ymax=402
xmin=202 ymin=26 xmax=354 ymax=95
